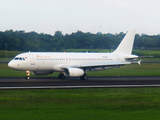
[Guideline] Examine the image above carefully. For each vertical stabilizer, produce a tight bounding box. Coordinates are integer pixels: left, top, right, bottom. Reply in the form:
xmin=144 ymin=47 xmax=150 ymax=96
xmin=113 ymin=28 xmax=136 ymax=55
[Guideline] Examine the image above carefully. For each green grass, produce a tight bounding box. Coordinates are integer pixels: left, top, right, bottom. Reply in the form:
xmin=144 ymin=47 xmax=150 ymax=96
xmin=0 ymin=88 xmax=160 ymax=120
xmin=133 ymin=50 xmax=160 ymax=57
xmin=0 ymin=50 xmax=23 ymax=58
xmin=0 ymin=58 xmax=12 ymax=61
xmin=139 ymin=58 xmax=160 ymax=61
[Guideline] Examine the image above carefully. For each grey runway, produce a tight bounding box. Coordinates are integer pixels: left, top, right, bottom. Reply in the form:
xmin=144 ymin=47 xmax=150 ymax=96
xmin=0 ymin=76 xmax=160 ymax=89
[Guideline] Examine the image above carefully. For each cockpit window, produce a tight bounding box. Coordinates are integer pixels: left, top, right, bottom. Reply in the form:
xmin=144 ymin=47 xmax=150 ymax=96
xmin=14 ymin=58 xmax=19 ymax=60
xmin=14 ymin=57 xmax=25 ymax=61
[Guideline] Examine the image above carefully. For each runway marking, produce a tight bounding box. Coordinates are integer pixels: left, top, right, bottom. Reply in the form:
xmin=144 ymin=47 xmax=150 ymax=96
xmin=1 ymin=84 xmax=160 ymax=89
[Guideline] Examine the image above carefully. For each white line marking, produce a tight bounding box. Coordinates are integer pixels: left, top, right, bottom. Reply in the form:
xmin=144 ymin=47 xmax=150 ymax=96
xmin=0 ymin=84 xmax=160 ymax=89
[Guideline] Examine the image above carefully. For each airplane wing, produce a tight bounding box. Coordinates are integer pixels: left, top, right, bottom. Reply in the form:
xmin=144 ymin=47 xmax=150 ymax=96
xmin=62 ymin=61 xmax=131 ymax=70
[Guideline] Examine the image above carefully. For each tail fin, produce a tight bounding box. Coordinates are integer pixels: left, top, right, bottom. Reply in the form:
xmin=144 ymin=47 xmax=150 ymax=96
xmin=113 ymin=28 xmax=136 ymax=55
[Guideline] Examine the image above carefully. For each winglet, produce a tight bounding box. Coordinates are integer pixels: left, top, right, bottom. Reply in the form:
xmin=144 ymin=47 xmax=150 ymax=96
xmin=131 ymin=60 xmax=141 ymax=65
xmin=138 ymin=60 xmax=141 ymax=65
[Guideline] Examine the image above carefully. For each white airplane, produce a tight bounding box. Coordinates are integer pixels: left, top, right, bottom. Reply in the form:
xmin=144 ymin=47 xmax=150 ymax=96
xmin=8 ymin=28 xmax=140 ymax=80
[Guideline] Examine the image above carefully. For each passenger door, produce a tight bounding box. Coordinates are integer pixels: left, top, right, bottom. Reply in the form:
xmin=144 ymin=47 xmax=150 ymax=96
xmin=30 ymin=54 xmax=35 ymax=65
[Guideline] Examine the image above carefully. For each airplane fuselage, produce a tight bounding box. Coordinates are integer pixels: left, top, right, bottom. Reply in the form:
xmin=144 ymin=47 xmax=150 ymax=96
xmin=8 ymin=52 xmax=128 ymax=72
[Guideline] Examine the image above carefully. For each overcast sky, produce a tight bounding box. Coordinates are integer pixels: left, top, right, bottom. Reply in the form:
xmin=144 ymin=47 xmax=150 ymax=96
xmin=1 ymin=0 xmax=160 ymax=35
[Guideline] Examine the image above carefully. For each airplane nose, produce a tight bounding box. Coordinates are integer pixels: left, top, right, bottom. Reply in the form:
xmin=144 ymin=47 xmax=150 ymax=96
xmin=8 ymin=61 xmax=15 ymax=69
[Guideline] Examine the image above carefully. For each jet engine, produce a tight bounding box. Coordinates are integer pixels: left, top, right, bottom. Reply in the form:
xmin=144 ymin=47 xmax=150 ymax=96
xmin=64 ymin=68 xmax=84 ymax=77
xmin=32 ymin=71 xmax=53 ymax=75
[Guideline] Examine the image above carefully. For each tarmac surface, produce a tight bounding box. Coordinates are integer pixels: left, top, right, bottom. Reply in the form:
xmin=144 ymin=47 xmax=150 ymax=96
xmin=0 ymin=76 xmax=160 ymax=89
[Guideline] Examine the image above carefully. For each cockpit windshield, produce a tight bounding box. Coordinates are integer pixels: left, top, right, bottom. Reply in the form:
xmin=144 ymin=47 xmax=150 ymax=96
xmin=14 ymin=57 xmax=25 ymax=61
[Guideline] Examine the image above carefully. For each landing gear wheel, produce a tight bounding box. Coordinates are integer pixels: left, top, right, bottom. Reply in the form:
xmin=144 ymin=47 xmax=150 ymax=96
xmin=80 ymin=74 xmax=88 ymax=80
xmin=25 ymin=76 xmax=30 ymax=80
xmin=58 ymin=73 xmax=66 ymax=79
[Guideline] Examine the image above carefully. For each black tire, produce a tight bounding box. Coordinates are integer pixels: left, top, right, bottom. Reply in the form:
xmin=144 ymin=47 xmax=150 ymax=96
xmin=58 ymin=74 xmax=66 ymax=79
xmin=62 ymin=74 xmax=66 ymax=79
xmin=80 ymin=75 xmax=88 ymax=80
xmin=58 ymin=74 xmax=62 ymax=79
xmin=83 ymin=75 xmax=88 ymax=80
xmin=80 ymin=76 xmax=83 ymax=80
xmin=25 ymin=76 xmax=30 ymax=80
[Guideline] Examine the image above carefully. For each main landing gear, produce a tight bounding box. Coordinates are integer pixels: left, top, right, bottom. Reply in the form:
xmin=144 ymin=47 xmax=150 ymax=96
xmin=58 ymin=72 xmax=88 ymax=80
xmin=58 ymin=72 xmax=66 ymax=79
xmin=80 ymin=73 xmax=88 ymax=80
xmin=25 ymin=70 xmax=30 ymax=80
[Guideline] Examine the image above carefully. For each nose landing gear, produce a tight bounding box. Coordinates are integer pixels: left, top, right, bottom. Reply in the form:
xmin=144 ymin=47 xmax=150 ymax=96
xmin=25 ymin=70 xmax=30 ymax=80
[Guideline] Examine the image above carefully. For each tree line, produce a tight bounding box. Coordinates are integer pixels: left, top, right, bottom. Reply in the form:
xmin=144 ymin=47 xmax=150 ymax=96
xmin=0 ymin=29 xmax=160 ymax=52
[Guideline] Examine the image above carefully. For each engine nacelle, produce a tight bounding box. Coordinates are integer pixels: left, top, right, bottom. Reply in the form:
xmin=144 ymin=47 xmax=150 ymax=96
xmin=32 ymin=71 xmax=53 ymax=75
xmin=64 ymin=68 xmax=84 ymax=77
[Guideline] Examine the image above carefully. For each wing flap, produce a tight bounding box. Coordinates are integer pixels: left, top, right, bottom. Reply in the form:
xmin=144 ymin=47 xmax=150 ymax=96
xmin=79 ymin=62 xmax=131 ymax=68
